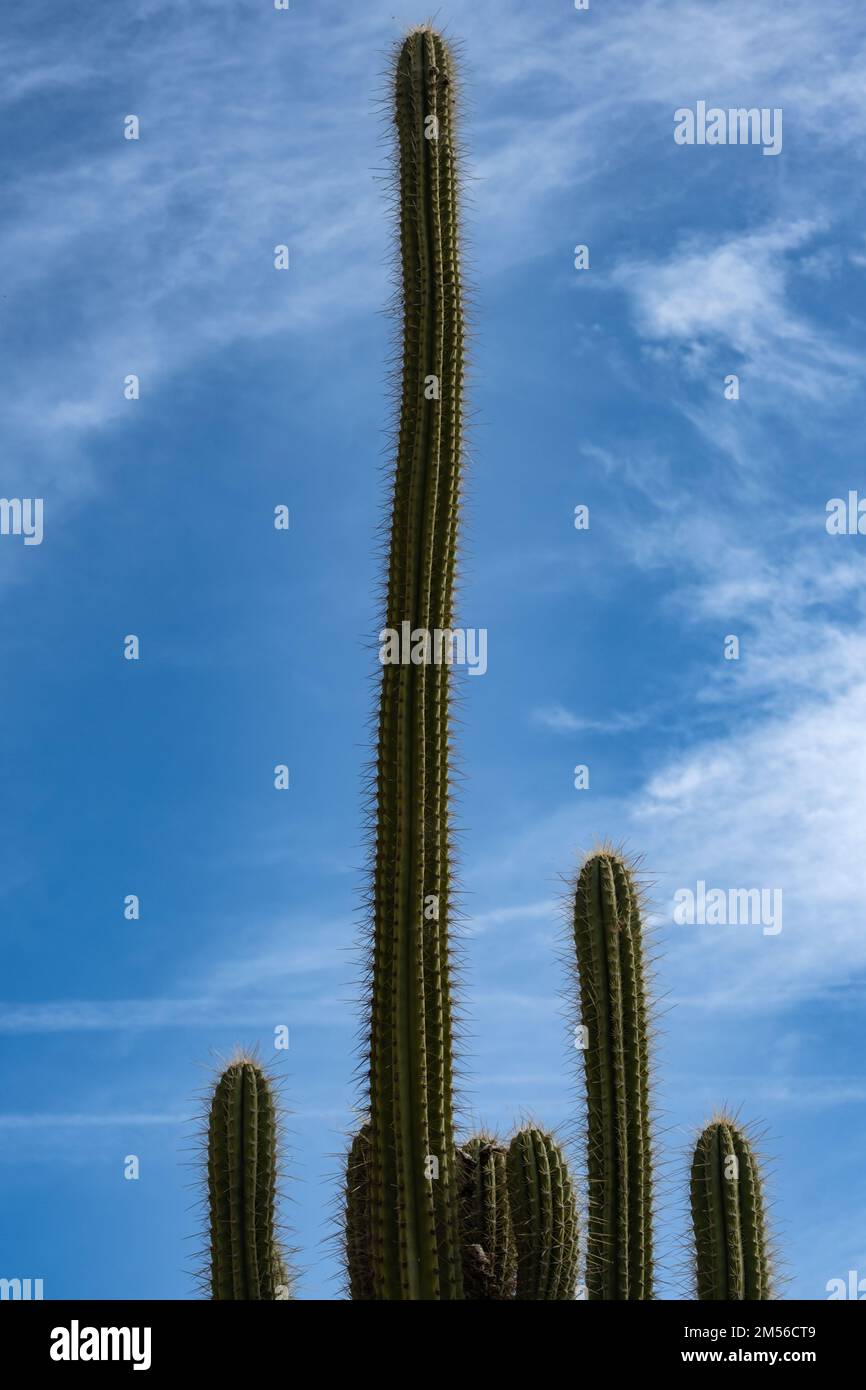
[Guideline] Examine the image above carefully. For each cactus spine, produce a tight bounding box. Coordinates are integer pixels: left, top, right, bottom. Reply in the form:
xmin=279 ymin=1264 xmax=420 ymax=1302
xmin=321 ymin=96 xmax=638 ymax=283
xmin=457 ymin=1136 xmax=517 ymax=1300
xmin=691 ymin=1118 xmax=772 ymax=1300
xmin=365 ymin=25 xmax=466 ymax=1301
xmin=206 ymin=1058 xmax=289 ymax=1300
xmin=572 ymin=849 xmax=653 ymax=1299
xmin=506 ymin=1128 xmax=579 ymax=1300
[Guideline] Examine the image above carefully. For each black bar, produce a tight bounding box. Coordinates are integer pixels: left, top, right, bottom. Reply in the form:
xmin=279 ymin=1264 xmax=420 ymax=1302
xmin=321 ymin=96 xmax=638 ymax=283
xmin=1 ymin=1297 xmax=858 ymax=1375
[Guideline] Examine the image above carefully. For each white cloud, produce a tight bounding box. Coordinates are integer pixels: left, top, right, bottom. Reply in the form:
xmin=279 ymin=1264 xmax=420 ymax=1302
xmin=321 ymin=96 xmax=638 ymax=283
xmin=532 ymin=704 xmax=647 ymax=735
xmin=6 ymin=0 xmax=862 ymax=480
xmin=613 ymin=220 xmax=865 ymax=404
xmin=0 ymin=4 xmax=393 ymax=512
xmin=464 ymin=900 xmax=556 ymax=935
xmin=507 ymin=543 xmax=866 ymax=1013
xmin=0 ymin=990 xmax=349 ymax=1034
xmin=0 ymin=1111 xmax=185 ymax=1128
xmin=634 ymin=662 xmax=866 ymax=1009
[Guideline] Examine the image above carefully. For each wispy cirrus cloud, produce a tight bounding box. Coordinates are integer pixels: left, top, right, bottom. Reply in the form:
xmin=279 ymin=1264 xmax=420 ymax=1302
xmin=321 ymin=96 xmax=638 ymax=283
xmin=0 ymin=910 xmax=357 ymax=1035
xmin=6 ymin=0 xmax=863 ymax=484
xmin=493 ymin=603 xmax=866 ymax=1015
xmin=612 ymin=220 xmax=866 ymax=402
xmin=0 ymin=990 xmax=347 ymax=1035
xmin=0 ymin=3 xmax=393 ymax=511
xmin=0 ymin=1111 xmax=185 ymax=1128
xmin=531 ymin=704 xmax=648 ymax=736
xmin=464 ymin=899 xmax=556 ymax=935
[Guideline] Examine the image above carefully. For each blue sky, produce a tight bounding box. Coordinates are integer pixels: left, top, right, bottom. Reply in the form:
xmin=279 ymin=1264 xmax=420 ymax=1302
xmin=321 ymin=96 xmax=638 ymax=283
xmin=2 ymin=0 xmax=866 ymax=1300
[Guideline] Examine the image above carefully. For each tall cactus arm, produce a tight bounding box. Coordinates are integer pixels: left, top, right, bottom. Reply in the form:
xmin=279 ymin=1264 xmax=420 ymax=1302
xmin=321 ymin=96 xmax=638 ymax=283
xmin=367 ymin=25 xmax=466 ymax=1301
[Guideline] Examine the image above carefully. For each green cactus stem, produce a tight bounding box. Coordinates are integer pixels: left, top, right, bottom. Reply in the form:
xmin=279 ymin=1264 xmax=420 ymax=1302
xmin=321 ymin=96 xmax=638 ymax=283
xmin=456 ymin=1136 xmax=517 ymax=1300
xmin=206 ymin=1057 xmax=290 ymax=1300
xmin=506 ymin=1127 xmax=579 ymax=1300
xmin=572 ymin=848 xmax=653 ymax=1299
xmin=691 ymin=1117 xmax=772 ymax=1300
xmin=366 ymin=25 xmax=466 ymax=1301
xmin=345 ymin=1123 xmax=374 ymax=1300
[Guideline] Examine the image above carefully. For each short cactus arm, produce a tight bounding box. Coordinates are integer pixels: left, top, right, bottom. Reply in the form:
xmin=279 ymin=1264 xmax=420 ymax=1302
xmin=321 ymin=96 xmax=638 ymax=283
xmin=691 ymin=1118 xmax=772 ymax=1300
xmin=207 ymin=1059 xmax=289 ymax=1300
xmin=506 ymin=1128 xmax=579 ymax=1300
xmin=345 ymin=1123 xmax=374 ymax=1300
xmin=572 ymin=850 xmax=653 ymax=1298
xmin=457 ymin=1136 xmax=516 ymax=1299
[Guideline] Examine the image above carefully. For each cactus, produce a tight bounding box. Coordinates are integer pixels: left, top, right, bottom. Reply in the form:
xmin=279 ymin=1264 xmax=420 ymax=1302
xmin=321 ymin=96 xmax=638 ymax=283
xmin=456 ymin=1136 xmax=517 ymax=1300
xmin=161 ymin=21 xmax=801 ymax=1309
xmin=572 ymin=849 xmax=654 ymax=1299
xmin=344 ymin=1122 xmax=374 ymax=1301
xmin=506 ymin=1127 xmax=580 ymax=1300
xmin=364 ymin=24 xmax=466 ymax=1301
xmin=206 ymin=1057 xmax=290 ymax=1300
xmin=331 ymin=27 xmax=784 ymax=1307
xmin=691 ymin=1117 xmax=772 ymax=1300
